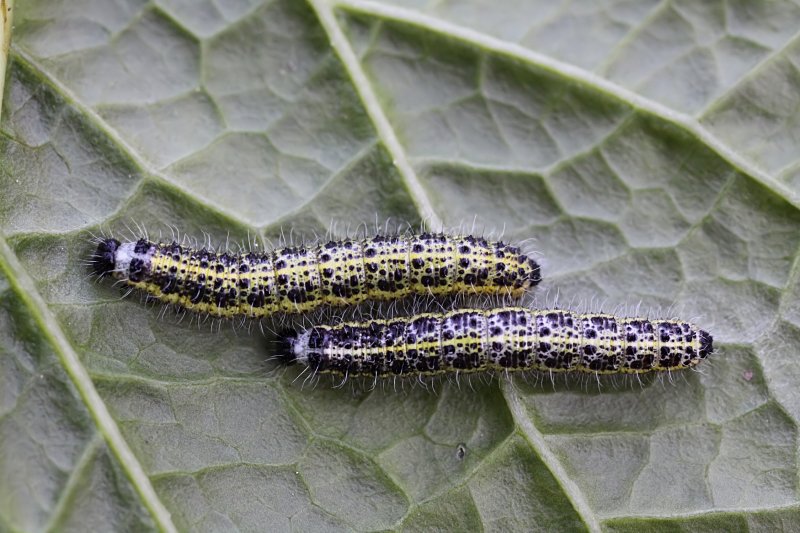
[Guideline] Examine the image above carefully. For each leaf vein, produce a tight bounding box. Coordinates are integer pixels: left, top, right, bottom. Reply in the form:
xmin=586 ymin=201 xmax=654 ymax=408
xmin=0 ymin=236 xmax=177 ymax=533
xmin=502 ymin=382 xmax=602 ymax=533
xmin=307 ymin=0 xmax=443 ymax=229
xmin=334 ymin=0 xmax=800 ymax=209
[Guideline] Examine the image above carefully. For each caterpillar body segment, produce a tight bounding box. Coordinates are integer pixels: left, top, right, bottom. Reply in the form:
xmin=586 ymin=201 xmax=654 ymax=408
xmin=279 ymin=307 xmax=714 ymax=379
xmin=90 ymin=233 xmax=542 ymax=318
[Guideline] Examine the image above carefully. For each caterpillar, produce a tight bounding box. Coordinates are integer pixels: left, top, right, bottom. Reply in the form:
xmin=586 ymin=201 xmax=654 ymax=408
xmin=89 ymin=233 xmax=541 ymax=318
xmin=278 ymin=307 xmax=713 ymax=379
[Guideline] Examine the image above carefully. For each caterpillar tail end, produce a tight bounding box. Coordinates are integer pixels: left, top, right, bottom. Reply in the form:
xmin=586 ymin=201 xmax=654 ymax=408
xmin=90 ymin=238 xmax=121 ymax=277
xmin=525 ymin=258 xmax=542 ymax=288
xmin=699 ymin=330 xmax=713 ymax=360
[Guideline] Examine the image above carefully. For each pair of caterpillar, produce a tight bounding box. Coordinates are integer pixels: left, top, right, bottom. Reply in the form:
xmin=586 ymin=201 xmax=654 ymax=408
xmin=90 ymin=232 xmax=713 ymax=379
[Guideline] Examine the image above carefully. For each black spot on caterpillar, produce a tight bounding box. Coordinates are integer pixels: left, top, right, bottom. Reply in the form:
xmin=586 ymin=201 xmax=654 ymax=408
xmin=278 ymin=307 xmax=713 ymax=379
xmin=89 ymin=233 xmax=541 ymax=318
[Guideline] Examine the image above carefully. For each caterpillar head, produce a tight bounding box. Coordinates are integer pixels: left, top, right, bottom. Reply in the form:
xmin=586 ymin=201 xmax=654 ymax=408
xmin=276 ymin=329 xmax=315 ymax=367
xmin=90 ymin=238 xmax=121 ymax=278
xmin=277 ymin=329 xmax=300 ymax=366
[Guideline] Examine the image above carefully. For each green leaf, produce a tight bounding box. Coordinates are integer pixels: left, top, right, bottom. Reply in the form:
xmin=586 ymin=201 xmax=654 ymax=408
xmin=2 ymin=0 xmax=800 ymax=530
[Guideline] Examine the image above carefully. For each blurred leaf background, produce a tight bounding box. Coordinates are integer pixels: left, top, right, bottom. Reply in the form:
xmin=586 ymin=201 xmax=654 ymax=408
xmin=2 ymin=0 xmax=800 ymax=531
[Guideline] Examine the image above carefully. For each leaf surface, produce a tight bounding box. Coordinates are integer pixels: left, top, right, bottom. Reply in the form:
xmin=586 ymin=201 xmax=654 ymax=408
xmin=2 ymin=0 xmax=800 ymax=530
